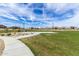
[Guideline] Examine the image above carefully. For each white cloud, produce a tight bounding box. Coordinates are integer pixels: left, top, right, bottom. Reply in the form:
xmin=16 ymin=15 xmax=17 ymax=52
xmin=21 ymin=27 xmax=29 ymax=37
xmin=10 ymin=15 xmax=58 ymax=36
xmin=0 ymin=3 xmax=79 ymax=27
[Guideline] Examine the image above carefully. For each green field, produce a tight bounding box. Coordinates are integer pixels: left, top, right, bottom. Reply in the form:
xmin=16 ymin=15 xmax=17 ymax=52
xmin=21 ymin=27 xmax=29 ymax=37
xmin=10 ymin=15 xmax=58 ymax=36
xmin=26 ymin=28 xmax=79 ymax=32
xmin=20 ymin=31 xmax=79 ymax=56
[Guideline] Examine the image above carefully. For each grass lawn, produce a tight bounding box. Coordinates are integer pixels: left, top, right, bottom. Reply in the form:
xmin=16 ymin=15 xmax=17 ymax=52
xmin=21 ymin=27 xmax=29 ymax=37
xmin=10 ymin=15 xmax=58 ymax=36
xmin=26 ymin=28 xmax=53 ymax=32
xmin=20 ymin=31 xmax=79 ymax=56
xmin=26 ymin=28 xmax=79 ymax=32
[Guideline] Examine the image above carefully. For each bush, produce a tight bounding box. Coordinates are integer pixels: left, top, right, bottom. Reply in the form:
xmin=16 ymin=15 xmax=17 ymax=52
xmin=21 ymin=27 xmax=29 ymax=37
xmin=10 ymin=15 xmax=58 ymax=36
xmin=7 ymin=33 xmax=11 ymax=36
xmin=1 ymin=34 xmax=5 ymax=36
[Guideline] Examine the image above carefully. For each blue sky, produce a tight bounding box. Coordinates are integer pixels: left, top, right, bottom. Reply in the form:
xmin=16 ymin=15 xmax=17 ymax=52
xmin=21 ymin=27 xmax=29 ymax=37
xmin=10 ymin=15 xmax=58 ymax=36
xmin=0 ymin=3 xmax=79 ymax=28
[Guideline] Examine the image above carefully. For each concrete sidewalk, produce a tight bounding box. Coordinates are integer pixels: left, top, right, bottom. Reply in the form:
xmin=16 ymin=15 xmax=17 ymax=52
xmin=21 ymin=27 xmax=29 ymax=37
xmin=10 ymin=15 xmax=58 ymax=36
xmin=0 ymin=37 xmax=34 ymax=56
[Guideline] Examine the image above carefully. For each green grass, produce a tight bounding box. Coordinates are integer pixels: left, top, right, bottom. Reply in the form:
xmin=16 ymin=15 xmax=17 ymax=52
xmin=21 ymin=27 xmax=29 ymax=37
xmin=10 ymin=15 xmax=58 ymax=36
xmin=26 ymin=28 xmax=54 ymax=32
xmin=26 ymin=28 xmax=79 ymax=32
xmin=20 ymin=31 xmax=79 ymax=56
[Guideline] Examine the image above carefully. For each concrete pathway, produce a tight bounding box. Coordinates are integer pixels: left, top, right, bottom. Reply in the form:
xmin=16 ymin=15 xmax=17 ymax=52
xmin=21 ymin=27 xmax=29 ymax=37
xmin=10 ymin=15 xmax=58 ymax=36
xmin=0 ymin=36 xmax=34 ymax=56
xmin=0 ymin=32 xmax=55 ymax=56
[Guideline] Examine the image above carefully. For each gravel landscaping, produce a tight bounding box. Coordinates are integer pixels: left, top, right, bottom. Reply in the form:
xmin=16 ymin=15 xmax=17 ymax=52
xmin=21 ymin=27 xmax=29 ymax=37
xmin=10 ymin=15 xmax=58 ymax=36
xmin=0 ymin=39 xmax=5 ymax=55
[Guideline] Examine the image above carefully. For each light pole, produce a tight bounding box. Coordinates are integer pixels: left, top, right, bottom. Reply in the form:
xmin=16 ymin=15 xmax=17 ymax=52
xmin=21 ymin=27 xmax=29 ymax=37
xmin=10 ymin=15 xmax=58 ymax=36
xmin=52 ymin=20 xmax=54 ymax=29
xmin=20 ymin=17 xmax=26 ymax=32
xmin=23 ymin=19 xmax=26 ymax=32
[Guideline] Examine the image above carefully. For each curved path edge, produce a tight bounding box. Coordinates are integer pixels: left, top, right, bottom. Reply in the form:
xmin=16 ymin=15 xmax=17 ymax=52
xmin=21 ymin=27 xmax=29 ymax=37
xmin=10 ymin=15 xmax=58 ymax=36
xmin=0 ymin=32 xmax=55 ymax=56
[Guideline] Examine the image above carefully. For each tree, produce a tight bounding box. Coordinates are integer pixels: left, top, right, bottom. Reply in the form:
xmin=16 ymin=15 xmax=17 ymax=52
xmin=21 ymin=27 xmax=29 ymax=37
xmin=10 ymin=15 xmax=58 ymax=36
xmin=70 ymin=26 xmax=75 ymax=29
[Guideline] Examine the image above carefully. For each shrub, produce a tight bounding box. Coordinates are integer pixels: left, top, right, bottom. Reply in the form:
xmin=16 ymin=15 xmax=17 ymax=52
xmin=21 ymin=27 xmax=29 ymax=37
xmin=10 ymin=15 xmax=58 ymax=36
xmin=7 ymin=33 xmax=11 ymax=36
xmin=1 ymin=34 xmax=5 ymax=36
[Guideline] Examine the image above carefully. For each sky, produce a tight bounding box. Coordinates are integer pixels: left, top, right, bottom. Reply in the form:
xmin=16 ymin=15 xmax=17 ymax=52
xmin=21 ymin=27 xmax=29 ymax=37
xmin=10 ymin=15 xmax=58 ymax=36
xmin=0 ymin=3 xmax=79 ymax=28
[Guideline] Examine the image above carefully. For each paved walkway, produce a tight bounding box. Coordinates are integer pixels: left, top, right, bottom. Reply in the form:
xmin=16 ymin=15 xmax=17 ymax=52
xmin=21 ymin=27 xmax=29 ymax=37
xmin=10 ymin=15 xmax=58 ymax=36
xmin=0 ymin=37 xmax=34 ymax=56
xmin=0 ymin=32 xmax=55 ymax=56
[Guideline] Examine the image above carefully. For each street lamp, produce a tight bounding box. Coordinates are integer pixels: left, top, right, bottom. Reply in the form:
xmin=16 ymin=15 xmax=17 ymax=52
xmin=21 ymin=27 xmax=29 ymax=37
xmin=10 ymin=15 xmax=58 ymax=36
xmin=23 ymin=19 xmax=26 ymax=32
xmin=20 ymin=17 xmax=26 ymax=32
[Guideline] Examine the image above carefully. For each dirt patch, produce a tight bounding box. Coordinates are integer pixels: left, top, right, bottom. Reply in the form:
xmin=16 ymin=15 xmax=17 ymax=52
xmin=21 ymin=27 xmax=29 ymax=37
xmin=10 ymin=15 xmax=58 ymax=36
xmin=0 ymin=39 xmax=5 ymax=55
